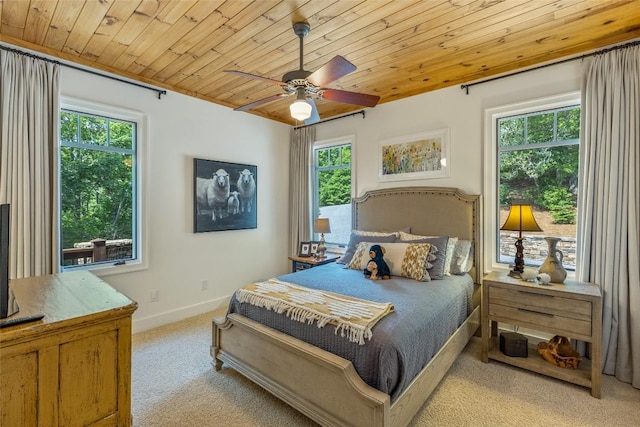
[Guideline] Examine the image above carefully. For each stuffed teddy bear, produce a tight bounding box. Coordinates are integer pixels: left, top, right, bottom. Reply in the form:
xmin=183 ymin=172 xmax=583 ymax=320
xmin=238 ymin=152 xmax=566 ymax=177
xmin=364 ymin=244 xmax=391 ymax=280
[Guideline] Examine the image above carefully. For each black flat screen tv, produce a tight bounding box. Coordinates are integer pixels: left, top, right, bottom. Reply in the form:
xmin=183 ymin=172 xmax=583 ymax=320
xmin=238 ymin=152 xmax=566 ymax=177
xmin=1 ymin=203 xmax=12 ymax=318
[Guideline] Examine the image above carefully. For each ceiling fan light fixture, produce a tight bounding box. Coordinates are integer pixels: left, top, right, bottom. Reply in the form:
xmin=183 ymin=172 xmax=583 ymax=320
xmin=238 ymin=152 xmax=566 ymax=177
xmin=290 ymin=90 xmax=312 ymax=121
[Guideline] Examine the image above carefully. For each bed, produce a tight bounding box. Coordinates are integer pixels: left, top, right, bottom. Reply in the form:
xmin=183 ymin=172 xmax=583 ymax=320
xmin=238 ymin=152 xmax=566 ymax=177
xmin=211 ymin=186 xmax=482 ymax=426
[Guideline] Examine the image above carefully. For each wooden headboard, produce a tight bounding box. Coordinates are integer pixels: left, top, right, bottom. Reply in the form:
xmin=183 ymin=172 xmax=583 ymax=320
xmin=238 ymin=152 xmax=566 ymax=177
xmin=352 ymin=186 xmax=482 ymax=284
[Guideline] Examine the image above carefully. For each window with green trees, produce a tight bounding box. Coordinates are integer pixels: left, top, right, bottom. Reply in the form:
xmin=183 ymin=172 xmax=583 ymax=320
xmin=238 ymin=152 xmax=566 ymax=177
xmin=59 ymin=108 xmax=138 ymax=268
xmin=314 ymin=142 xmax=352 ymax=245
xmin=498 ymin=105 xmax=580 ymax=269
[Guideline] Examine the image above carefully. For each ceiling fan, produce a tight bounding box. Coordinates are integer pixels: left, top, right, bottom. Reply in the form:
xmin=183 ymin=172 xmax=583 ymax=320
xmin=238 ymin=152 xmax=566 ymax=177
xmin=225 ymin=22 xmax=380 ymax=124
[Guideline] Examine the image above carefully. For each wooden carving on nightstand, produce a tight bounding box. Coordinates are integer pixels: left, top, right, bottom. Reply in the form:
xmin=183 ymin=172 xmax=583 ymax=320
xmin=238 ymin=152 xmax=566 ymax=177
xmin=537 ymin=335 xmax=582 ymax=369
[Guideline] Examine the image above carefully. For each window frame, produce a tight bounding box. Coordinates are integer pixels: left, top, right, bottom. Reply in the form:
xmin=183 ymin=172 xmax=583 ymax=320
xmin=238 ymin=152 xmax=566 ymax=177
xmin=58 ymin=97 xmax=148 ymax=275
xmin=483 ymin=92 xmax=580 ymax=275
xmin=312 ymin=135 xmax=355 ymax=246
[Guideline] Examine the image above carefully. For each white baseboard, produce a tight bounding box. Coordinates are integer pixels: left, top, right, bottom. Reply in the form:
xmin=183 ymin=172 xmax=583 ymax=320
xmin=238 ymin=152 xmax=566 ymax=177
xmin=132 ymin=295 xmax=231 ymax=334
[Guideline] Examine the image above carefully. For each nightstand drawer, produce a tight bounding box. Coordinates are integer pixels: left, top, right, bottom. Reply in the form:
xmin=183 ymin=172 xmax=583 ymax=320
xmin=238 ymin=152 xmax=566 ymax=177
xmin=489 ymin=286 xmax=592 ymax=321
xmin=488 ymin=303 xmax=592 ymax=337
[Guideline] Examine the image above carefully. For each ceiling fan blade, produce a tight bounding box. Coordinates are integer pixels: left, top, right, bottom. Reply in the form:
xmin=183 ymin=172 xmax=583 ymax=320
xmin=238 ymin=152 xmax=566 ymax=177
xmin=224 ymin=70 xmax=287 ymax=86
xmin=307 ymin=55 xmax=356 ymax=87
xmin=321 ymin=88 xmax=380 ymax=107
xmin=304 ymin=98 xmax=321 ymax=125
xmin=235 ymin=93 xmax=290 ymax=111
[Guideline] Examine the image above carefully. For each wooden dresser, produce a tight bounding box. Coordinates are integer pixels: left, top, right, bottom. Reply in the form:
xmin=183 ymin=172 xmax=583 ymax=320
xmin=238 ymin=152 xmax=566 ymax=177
xmin=0 ymin=271 xmax=138 ymax=426
xmin=482 ymin=271 xmax=602 ymax=397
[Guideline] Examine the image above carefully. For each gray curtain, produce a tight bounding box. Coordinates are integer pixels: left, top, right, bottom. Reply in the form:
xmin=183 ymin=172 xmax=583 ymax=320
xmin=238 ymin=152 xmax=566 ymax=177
xmin=0 ymin=49 xmax=60 ymax=278
xmin=577 ymin=44 xmax=639 ymax=388
xmin=288 ymin=126 xmax=316 ymax=255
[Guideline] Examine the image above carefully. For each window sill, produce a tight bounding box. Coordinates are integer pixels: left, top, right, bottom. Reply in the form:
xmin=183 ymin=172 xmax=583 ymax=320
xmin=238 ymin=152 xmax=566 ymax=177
xmin=62 ymin=259 xmax=148 ymax=277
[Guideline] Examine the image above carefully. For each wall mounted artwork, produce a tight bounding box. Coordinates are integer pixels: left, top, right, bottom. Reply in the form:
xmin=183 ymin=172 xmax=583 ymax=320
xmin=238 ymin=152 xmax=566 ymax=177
xmin=194 ymin=158 xmax=257 ymax=233
xmin=378 ymin=128 xmax=450 ymax=181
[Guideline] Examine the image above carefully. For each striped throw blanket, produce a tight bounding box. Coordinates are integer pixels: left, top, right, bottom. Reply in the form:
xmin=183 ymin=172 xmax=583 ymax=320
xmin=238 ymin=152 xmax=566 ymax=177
xmin=235 ymin=278 xmax=394 ymax=345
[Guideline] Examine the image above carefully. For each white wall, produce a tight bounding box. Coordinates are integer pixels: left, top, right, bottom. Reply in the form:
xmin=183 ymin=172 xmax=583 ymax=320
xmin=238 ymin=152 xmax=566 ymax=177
xmin=314 ymin=61 xmax=582 ymax=198
xmin=60 ymin=68 xmax=290 ymax=332
xmin=59 ymin=59 xmax=582 ymax=332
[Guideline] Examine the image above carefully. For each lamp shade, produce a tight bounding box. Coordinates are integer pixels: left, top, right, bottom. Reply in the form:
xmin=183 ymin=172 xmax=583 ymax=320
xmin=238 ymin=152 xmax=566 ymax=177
xmin=314 ymin=218 xmax=331 ymax=234
xmin=500 ymin=203 xmax=543 ymax=233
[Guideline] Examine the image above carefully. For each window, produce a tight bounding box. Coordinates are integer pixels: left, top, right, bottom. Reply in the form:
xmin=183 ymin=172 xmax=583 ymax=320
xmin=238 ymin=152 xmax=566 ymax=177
xmin=59 ymin=99 xmax=146 ymax=272
xmin=484 ymin=93 xmax=580 ymax=273
xmin=313 ymin=137 xmax=354 ymax=245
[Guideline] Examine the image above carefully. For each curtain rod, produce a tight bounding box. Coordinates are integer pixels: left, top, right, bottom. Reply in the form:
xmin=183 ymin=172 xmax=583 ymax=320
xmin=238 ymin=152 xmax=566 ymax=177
xmin=0 ymin=44 xmax=167 ymax=99
xmin=294 ymin=110 xmax=365 ymax=129
xmin=461 ymin=39 xmax=640 ymax=94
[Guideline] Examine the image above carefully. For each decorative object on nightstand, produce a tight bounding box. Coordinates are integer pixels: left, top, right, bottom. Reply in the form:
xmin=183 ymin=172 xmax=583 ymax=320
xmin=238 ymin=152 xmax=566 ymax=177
xmin=500 ymin=201 xmax=542 ymax=278
xmin=499 ymin=332 xmax=528 ymax=357
xmin=538 ymin=237 xmax=567 ymax=283
xmin=521 ymin=267 xmax=539 ymax=282
xmin=537 ymin=335 xmax=582 ymax=369
xmin=314 ymin=218 xmax=331 ymax=259
xmin=298 ymin=241 xmax=311 ymax=257
xmin=537 ymin=273 xmax=551 ymax=285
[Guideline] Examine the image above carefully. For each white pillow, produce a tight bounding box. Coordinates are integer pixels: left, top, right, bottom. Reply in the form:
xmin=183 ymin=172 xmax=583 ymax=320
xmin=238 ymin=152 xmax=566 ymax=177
xmin=443 ymin=237 xmax=458 ymax=276
xmin=450 ymin=239 xmax=473 ymax=274
xmin=348 ymin=241 xmax=436 ymax=282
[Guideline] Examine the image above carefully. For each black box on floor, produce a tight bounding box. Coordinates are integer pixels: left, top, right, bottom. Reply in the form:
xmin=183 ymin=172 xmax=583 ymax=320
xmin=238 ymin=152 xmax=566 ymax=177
xmin=499 ymin=332 xmax=528 ymax=357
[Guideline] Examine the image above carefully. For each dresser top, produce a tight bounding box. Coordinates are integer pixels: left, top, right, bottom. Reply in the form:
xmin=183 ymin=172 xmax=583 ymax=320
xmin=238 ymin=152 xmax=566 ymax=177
xmin=1 ymin=271 xmax=137 ymax=341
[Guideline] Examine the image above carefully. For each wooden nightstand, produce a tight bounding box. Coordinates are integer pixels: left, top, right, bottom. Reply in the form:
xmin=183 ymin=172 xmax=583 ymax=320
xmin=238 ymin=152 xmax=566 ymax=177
xmin=288 ymin=255 xmax=339 ymax=273
xmin=482 ymin=271 xmax=602 ymax=398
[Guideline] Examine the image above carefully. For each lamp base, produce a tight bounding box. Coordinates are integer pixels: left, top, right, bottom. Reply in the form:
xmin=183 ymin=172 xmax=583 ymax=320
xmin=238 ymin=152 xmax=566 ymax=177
xmin=508 ymin=269 xmax=522 ymax=279
xmin=509 ymin=237 xmax=525 ymax=279
xmin=316 ymin=234 xmax=327 ymax=259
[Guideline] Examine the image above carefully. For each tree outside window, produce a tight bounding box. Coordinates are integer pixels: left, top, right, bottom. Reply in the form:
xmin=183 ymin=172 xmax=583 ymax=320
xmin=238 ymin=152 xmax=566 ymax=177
xmin=498 ymin=106 xmax=580 ymax=269
xmin=314 ymin=143 xmax=352 ymax=245
xmin=59 ymin=109 xmax=137 ymax=267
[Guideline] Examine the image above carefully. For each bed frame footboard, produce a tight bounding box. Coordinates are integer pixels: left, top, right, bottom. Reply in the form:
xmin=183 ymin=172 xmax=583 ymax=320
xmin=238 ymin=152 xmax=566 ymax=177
xmin=212 ymin=313 xmax=390 ymax=427
xmin=212 ymin=306 xmax=480 ymax=427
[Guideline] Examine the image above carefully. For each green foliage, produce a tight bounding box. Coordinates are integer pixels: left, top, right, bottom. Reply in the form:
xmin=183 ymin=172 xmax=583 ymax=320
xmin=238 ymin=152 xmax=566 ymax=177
xmin=60 ymin=111 xmax=134 ymax=251
xmin=498 ymin=107 xmax=580 ymax=225
xmin=319 ymin=169 xmax=351 ymax=206
xmin=317 ymin=145 xmax=351 ymax=207
xmin=542 ymin=187 xmax=576 ymax=224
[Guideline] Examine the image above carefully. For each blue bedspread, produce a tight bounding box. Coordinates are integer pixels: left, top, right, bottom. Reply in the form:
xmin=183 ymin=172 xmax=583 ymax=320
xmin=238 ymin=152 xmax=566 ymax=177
xmin=227 ymin=262 xmax=473 ymax=402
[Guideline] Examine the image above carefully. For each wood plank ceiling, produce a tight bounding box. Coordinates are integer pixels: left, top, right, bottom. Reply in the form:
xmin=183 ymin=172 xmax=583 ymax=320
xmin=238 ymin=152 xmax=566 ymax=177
xmin=1 ymin=1 xmax=639 ymax=125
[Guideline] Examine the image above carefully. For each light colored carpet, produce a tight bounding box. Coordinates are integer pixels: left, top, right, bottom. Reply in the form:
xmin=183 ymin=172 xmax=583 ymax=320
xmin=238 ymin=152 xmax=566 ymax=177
xmin=132 ymin=311 xmax=640 ymax=426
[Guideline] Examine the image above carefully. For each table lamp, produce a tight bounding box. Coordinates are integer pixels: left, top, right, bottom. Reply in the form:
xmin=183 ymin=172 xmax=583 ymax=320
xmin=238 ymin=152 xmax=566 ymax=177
xmin=500 ymin=201 xmax=542 ymax=277
xmin=314 ymin=218 xmax=331 ymax=259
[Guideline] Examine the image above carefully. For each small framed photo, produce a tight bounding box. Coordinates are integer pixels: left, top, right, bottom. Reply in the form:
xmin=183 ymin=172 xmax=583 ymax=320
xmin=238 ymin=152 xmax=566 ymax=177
xmin=298 ymin=241 xmax=311 ymax=257
xmin=310 ymin=242 xmax=320 ymax=255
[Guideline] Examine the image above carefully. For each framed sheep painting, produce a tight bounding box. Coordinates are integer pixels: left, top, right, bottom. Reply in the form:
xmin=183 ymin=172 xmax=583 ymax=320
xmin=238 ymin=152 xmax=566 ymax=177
xmin=193 ymin=158 xmax=257 ymax=233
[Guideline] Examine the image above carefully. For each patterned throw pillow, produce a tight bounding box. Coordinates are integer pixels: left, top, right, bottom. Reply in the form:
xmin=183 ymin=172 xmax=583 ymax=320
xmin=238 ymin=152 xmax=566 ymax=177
xmin=396 ymin=235 xmax=448 ymax=280
xmin=398 ymin=231 xmax=460 ymax=276
xmin=348 ymin=241 xmax=436 ymax=281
